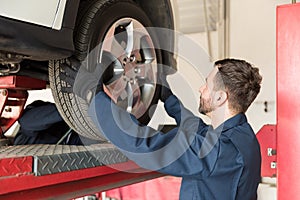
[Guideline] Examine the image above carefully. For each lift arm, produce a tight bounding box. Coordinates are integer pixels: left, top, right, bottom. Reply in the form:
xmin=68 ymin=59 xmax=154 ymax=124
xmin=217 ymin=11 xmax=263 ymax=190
xmin=0 ymin=144 xmax=163 ymax=199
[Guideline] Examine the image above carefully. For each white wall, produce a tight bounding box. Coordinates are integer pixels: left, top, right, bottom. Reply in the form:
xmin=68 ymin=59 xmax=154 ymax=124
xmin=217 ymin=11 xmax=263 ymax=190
xmin=229 ymin=0 xmax=290 ymax=132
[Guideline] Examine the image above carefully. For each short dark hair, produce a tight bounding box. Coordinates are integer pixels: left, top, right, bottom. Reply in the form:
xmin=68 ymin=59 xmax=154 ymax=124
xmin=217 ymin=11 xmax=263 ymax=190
xmin=213 ymin=58 xmax=262 ymax=113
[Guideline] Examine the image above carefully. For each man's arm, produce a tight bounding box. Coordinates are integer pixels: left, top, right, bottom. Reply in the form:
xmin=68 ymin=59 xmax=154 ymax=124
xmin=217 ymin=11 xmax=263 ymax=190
xmin=164 ymin=95 xmax=207 ymax=131
xmin=19 ymin=102 xmax=63 ymax=131
xmin=59 ymin=57 xmax=218 ymax=177
xmin=88 ymin=92 xmax=218 ymax=177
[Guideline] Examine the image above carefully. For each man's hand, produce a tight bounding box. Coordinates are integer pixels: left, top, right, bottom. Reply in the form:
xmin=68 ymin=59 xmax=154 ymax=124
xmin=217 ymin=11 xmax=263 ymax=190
xmin=60 ymin=57 xmax=104 ymax=103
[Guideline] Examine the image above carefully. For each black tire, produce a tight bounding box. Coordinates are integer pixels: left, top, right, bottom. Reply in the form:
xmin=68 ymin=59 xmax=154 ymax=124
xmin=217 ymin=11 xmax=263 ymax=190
xmin=49 ymin=0 xmax=163 ymax=141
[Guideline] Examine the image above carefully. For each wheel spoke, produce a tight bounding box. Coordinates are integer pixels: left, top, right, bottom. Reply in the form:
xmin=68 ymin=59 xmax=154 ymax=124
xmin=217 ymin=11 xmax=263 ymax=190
xmin=140 ymin=35 xmax=156 ymax=64
xmin=139 ymin=82 xmax=155 ymax=103
xmin=106 ymin=77 xmax=127 ymax=101
xmin=125 ymin=82 xmax=133 ymax=112
xmin=129 ymin=80 xmax=142 ymax=113
xmin=111 ymin=38 xmax=126 ymax=59
xmin=134 ymin=63 xmax=154 ymax=80
xmin=124 ymin=21 xmax=134 ymax=58
xmin=102 ymin=26 xmax=123 ymax=57
xmin=102 ymin=26 xmax=127 ymax=60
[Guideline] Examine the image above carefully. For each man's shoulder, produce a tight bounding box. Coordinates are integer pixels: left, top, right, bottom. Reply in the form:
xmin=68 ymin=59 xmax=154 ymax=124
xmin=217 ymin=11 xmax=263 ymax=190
xmin=221 ymin=113 xmax=255 ymax=139
xmin=221 ymin=122 xmax=260 ymax=160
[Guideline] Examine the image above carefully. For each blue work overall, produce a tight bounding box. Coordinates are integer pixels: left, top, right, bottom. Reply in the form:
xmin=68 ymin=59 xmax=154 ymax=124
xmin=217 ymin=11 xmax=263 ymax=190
xmin=89 ymin=92 xmax=261 ymax=200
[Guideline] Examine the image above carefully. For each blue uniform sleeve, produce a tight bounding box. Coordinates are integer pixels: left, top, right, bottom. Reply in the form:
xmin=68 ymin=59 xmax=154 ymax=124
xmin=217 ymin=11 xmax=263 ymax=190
xmin=164 ymin=95 xmax=208 ymax=131
xmin=88 ymin=92 xmax=219 ymax=177
xmin=19 ymin=103 xmax=63 ymax=131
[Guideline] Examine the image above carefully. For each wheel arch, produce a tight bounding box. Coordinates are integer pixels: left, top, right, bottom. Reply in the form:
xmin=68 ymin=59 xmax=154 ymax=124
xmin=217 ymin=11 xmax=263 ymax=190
xmin=134 ymin=0 xmax=177 ymax=73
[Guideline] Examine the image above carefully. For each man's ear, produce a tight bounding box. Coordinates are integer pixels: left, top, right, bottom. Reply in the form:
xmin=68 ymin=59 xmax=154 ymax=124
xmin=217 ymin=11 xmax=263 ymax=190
xmin=213 ymin=90 xmax=227 ymax=107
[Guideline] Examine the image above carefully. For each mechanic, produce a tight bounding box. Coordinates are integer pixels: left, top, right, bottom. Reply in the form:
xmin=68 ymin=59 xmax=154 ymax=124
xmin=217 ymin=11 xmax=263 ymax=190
xmin=61 ymin=58 xmax=262 ymax=200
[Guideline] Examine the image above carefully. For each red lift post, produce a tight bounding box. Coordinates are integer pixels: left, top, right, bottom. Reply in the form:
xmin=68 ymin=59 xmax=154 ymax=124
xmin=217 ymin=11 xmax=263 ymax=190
xmin=277 ymin=3 xmax=300 ymax=199
xmin=257 ymin=3 xmax=300 ymax=199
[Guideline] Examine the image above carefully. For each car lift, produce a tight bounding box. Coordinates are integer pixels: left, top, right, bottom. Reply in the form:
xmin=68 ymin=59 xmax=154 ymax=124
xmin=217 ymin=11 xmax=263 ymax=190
xmin=1 ymin=3 xmax=300 ymax=199
xmin=0 ymin=75 xmax=163 ymax=199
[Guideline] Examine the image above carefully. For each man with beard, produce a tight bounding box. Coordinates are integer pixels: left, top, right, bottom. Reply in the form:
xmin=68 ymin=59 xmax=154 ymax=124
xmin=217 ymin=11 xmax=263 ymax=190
xmin=62 ymin=58 xmax=262 ymax=200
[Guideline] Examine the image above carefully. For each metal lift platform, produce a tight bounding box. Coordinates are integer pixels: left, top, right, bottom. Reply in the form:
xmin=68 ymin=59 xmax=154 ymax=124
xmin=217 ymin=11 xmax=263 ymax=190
xmin=0 ymin=144 xmax=162 ymax=199
xmin=0 ymin=76 xmax=162 ymax=199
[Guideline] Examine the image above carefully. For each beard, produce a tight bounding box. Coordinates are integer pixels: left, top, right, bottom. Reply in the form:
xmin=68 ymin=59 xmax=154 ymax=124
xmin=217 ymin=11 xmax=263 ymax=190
xmin=198 ymin=96 xmax=214 ymax=115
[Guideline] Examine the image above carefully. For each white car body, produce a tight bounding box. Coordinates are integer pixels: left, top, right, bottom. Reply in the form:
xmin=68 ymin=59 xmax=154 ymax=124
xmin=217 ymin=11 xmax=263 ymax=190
xmin=0 ymin=0 xmax=67 ymax=30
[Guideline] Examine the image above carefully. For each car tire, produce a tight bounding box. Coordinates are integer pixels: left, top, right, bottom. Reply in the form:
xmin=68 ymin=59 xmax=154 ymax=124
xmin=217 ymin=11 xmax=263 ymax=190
xmin=49 ymin=0 xmax=162 ymax=141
